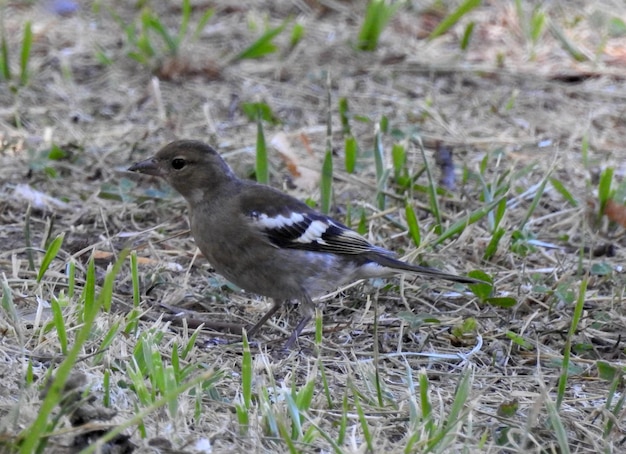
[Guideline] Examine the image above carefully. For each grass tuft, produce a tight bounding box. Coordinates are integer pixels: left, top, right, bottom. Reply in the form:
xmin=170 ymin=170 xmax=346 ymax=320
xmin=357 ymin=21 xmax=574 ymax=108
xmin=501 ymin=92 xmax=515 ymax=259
xmin=357 ymin=0 xmax=401 ymax=51
xmin=429 ymin=0 xmax=481 ymax=41
xmin=235 ymin=19 xmax=289 ymax=60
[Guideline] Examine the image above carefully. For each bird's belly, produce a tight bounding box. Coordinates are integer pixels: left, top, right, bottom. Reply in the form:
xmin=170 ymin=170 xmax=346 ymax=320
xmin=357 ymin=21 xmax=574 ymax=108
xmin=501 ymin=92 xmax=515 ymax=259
xmin=203 ymin=242 xmax=357 ymax=300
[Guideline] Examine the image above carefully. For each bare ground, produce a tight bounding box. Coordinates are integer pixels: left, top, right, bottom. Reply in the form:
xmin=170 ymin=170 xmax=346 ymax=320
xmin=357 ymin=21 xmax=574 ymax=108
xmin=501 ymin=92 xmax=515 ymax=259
xmin=1 ymin=1 xmax=626 ymax=453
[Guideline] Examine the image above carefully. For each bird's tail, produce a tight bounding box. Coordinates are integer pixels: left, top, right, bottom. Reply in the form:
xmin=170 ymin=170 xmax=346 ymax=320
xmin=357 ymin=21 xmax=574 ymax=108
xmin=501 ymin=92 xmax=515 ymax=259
xmin=370 ymin=253 xmax=482 ymax=284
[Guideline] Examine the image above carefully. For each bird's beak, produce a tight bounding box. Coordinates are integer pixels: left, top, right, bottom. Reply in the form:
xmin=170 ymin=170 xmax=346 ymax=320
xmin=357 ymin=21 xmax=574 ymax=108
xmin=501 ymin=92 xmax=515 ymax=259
xmin=128 ymin=157 xmax=163 ymax=177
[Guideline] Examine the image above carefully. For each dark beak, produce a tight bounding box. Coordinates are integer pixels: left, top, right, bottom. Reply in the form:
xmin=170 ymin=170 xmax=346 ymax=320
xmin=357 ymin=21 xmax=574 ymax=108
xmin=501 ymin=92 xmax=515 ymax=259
xmin=128 ymin=157 xmax=163 ymax=177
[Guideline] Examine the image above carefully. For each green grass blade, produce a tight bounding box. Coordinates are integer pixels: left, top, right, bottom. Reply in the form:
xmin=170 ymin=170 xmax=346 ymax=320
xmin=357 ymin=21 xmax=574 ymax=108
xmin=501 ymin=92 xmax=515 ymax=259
xmin=581 ymin=133 xmax=589 ymax=169
xmin=604 ymin=374 xmax=626 ymax=436
xmin=405 ymin=201 xmax=421 ymax=248
xmin=434 ymin=195 xmax=506 ymax=245
xmin=177 ymin=0 xmax=191 ymax=47
xmin=460 ymin=21 xmax=475 ymax=50
xmin=415 ymin=136 xmax=442 ymax=232
xmin=338 ymin=97 xmax=351 ymax=136
xmin=353 ymin=387 xmax=373 ymax=452
xmin=296 ymin=378 xmax=316 ymax=412
xmin=392 ymin=143 xmax=406 ymax=180
xmin=320 ymin=149 xmax=333 ymax=215
xmin=255 ymin=113 xmax=269 ymax=184
xmin=84 ymin=369 xmax=221 ymax=454
xmin=24 ymin=205 xmax=35 ymax=271
xmin=556 ymin=277 xmax=587 ymax=410
xmin=182 ymin=326 xmax=201 ymax=360
xmin=447 ymin=366 xmax=472 ymax=422
xmin=598 ymin=167 xmax=614 ymax=215
xmin=193 ymin=9 xmax=215 ymax=40
xmin=357 ymin=0 xmax=401 ymax=51
xmin=241 ymin=330 xmax=252 ymax=409
xmin=321 ymin=77 xmax=334 ymax=215
xmin=0 ymin=28 xmax=10 ymax=80
xmin=290 ymin=22 xmax=305 ymax=48
xmin=372 ymin=301 xmax=384 ymax=408
xmin=130 ymin=251 xmax=140 ymax=307
xmin=549 ymin=18 xmax=588 ymax=62
xmin=345 ymin=136 xmax=358 ymax=174
xmin=241 ymin=101 xmax=280 ymax=125
xmin=144 ymin=14 xmax=178 ymax=55
xmin=337 ymin=392 xmax=348 ymax=446
xmin=99 ymin=250 xmax=129 ymax=312
xmin=374 ymin=123 xmax=386 ymax=210
xmin=418 ymin=370 xmax=433 ymax=435
xmin=37 ymin=233 xmax=64 ymax=283
xmin=277 ymin=415 xmax=298 ymax=453
xmin=549 ymin=177 xmax=578 ymax=207
xmin=50 ymin=298 xmax=67 ymax=355
xmin=103 ymin=369 xmax=111 ymax=407
xmin=19 ymin=21 xmax=32 ymax=86
xmin=543 ymin=387 xmax=571 ymax=454
xmin=318 ymin=359 xmax=333 ymax=408
xmin=429 ymin=0 xmax=481 ymax=40
xmin=66 ymin=260 xmax=76 ymax=298
xmin=483 ymin=227 xmax=505 ymax=261
xmin=94 ymin=321 xmax=121 ymax=363
xmin=519 ymin=170 xmax=552 ymax=230
xmin=314 ymin=307 xmax=323 ymax=347
xmin=19 ymin=253 xmax=127 ymax=454
xmin=530 ymin=8 xmax=545 ymax=45
xmin=493 ymin=197 xmax=507 ymax=231
xmin=425 ymin=367 xmax=472 ymax=451
xmin=235 ymin=20 xmax=288 ymax=60
xmin=2 ymin=277 xmax=24 ymax=348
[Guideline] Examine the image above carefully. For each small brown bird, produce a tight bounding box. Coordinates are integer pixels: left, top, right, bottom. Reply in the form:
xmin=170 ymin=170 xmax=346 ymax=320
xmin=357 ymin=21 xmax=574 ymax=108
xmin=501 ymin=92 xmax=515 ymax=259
xmin=129 ymin=140 xmax=480 ymax=348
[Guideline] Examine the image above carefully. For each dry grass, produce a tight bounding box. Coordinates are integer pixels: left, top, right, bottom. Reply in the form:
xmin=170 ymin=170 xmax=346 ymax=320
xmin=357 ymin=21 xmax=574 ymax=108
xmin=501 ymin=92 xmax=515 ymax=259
xmin=1 ymin=1 xmax=626 ymax=453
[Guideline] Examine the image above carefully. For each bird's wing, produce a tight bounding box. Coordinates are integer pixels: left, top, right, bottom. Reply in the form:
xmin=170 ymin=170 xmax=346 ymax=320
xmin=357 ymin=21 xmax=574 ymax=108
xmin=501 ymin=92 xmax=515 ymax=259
xmin=237 ymin=185 xmax=483 ymax=285
xmin=239 ymin=186 xmax=390 ymax=256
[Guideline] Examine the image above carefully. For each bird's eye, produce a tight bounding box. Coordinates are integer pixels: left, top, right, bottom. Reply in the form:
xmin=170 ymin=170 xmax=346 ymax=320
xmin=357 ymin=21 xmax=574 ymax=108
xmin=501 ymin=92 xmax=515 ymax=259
xmin=171 ymin=158 xmax=186 ymax=170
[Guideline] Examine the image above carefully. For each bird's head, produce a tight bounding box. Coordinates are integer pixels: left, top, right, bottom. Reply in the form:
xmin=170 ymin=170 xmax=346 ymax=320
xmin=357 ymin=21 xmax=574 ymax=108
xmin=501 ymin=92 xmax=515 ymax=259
xmin=128 ymin=140 xmax=238 ymax=201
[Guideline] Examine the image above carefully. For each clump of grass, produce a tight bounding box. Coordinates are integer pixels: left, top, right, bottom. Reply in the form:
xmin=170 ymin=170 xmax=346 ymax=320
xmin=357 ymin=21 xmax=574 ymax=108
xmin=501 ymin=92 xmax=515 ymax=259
xmin=0 ymin=20 xmax=33 ymax=90
xmin=18 ymin=248 xmax=128 ymax=453
xmin=234 ymin=19 xmax=290 ymax=61
xmin=241 ymin=101 xmax=280 ymax=126
xmin=357 ymin=0 xmax=402 ymax=51
xmin=428 ymin=0 xmax=480 ymax=41
xmin=404 ymin=366 xmax=474 ymax=452
xmin=106 ymin=0 xmax=214 ymax=69
xmin=515 ymin=1 xmax=547 ymax=60
xmin=126 ymin=327 xmax=211 ymax=423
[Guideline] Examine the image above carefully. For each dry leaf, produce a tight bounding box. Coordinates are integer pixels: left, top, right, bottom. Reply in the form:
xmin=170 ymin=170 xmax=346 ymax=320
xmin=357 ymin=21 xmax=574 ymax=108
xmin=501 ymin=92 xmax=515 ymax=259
xmin=604 ymin=199 xmax=626 ymax=227
xmin=270 ymin=132 xmax=320 ymax=191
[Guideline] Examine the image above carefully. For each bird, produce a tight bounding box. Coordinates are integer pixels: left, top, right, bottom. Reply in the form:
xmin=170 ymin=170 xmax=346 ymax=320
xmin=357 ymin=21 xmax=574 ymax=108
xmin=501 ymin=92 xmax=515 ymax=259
xmin=129 ymin=140 xmax=481 ymax=348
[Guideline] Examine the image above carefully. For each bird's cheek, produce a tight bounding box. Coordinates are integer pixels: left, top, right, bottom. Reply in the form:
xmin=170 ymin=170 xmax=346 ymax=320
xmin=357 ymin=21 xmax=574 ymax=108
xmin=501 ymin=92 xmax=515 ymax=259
xmin=188 ymin=188 xmax=206 ymax=205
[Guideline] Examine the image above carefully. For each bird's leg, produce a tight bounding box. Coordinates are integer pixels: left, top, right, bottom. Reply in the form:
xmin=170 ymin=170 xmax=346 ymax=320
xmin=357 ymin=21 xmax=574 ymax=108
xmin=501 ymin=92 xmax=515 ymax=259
xmin=284 ymin=293 xmax=314 ymax=349
xmin=246 ymin=299 xmax=282 ymax=337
